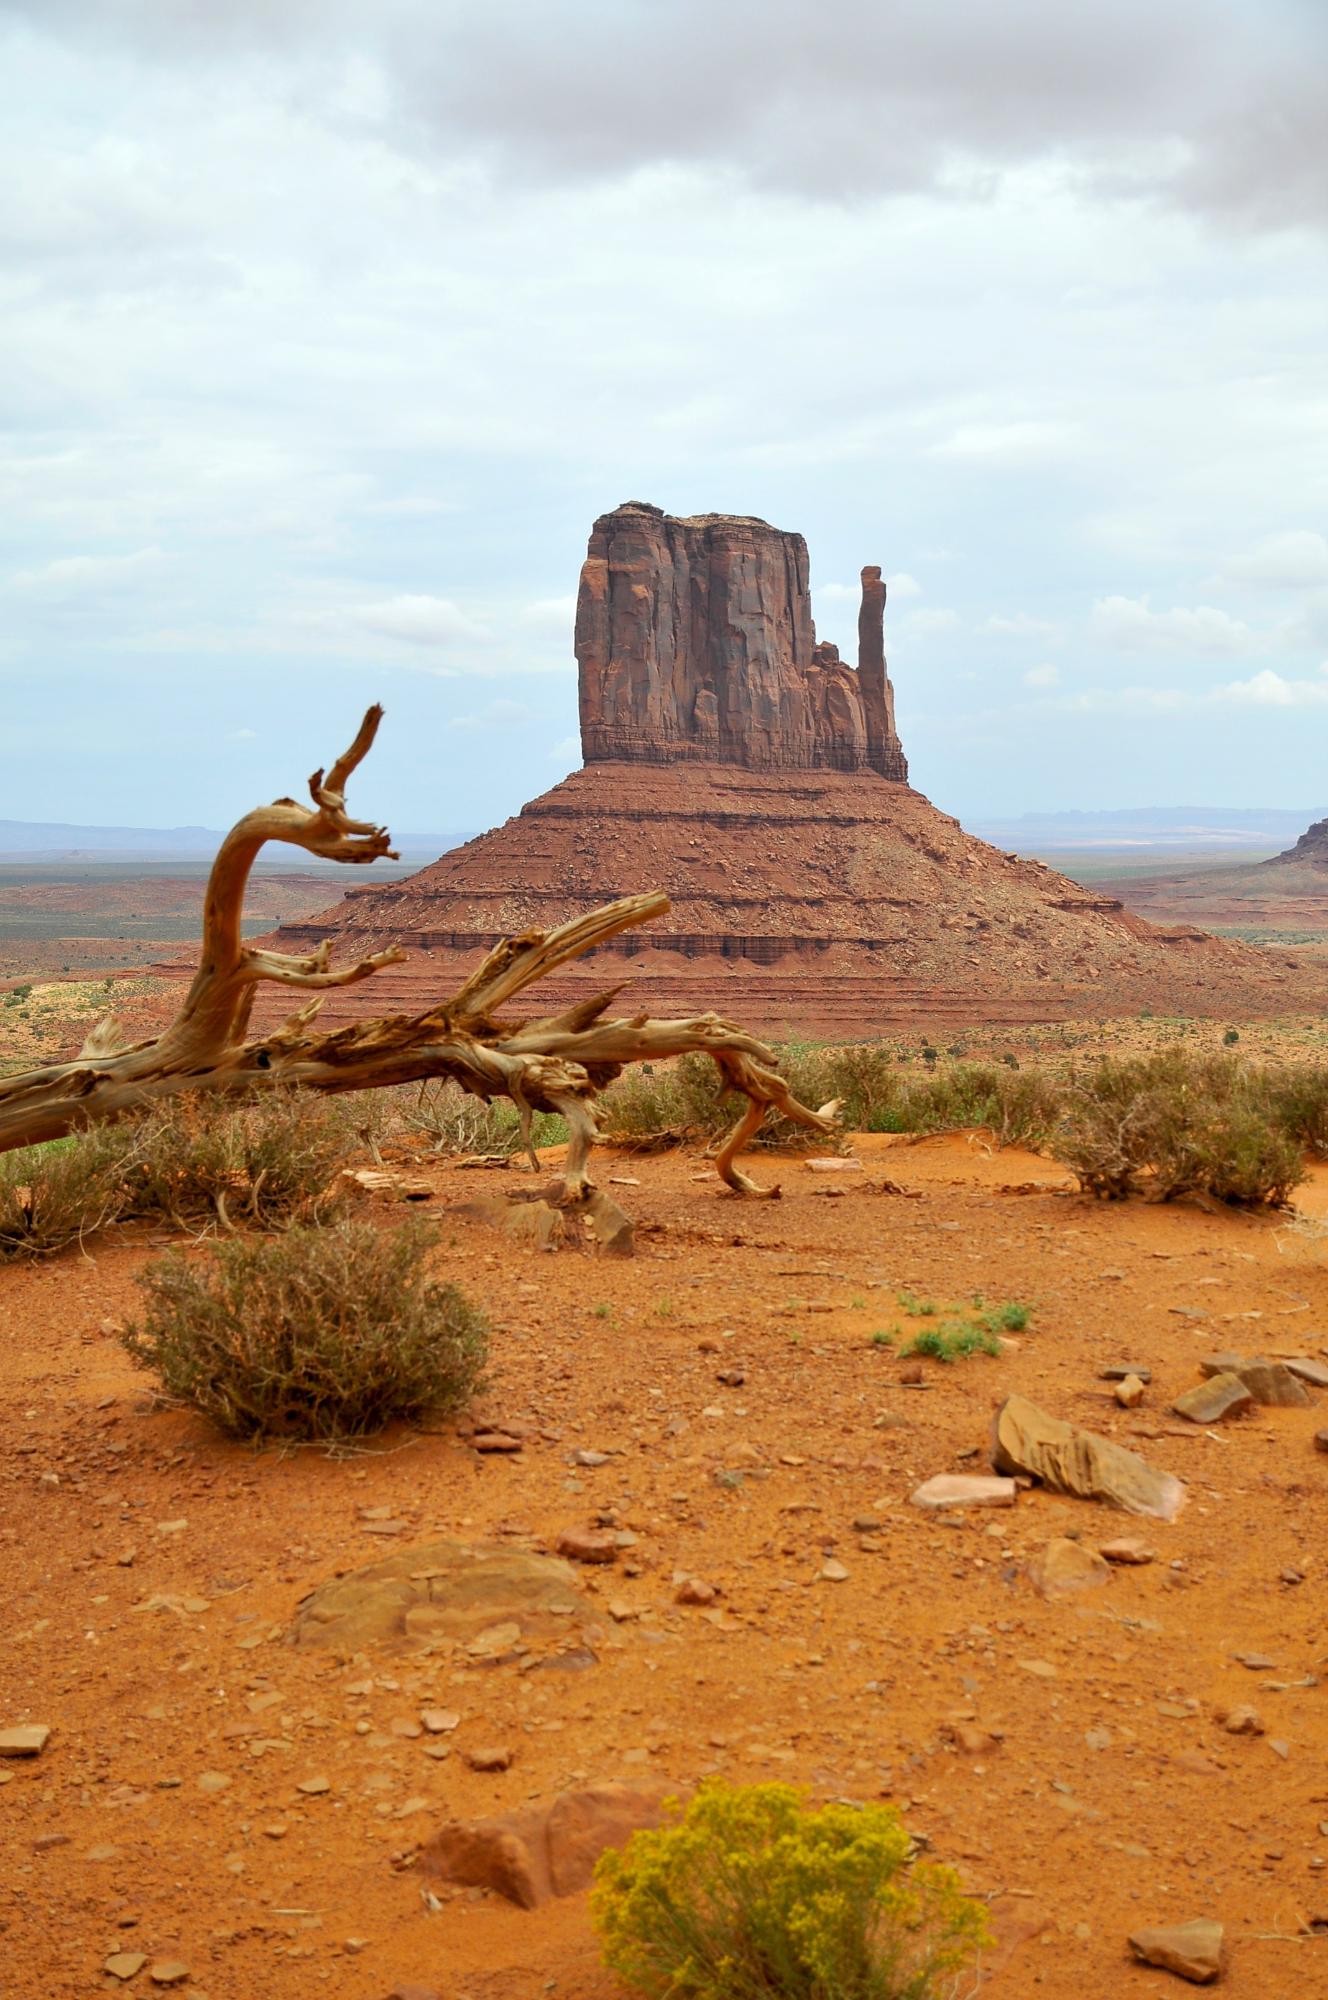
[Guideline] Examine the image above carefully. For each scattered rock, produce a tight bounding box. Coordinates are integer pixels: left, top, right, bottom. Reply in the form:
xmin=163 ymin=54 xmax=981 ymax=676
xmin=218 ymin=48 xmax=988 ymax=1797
xmin=805 ymin=1156 xmax=863 ymax=1173
xmin=820 ymin=1559 xmax=850 ymax=1582
xmin=1101 ymin=1365 xmax=1153 ymax=1384
xmin=385 ymin=1986 xmax=443 ymax=2000
xmin=1197 ymin=1355 xmax=1310 ymax=1407
xmin=420 ymin=1709 xmax=461 ymax=1735
xmin=1114 ymin=1374 xmax=1146 ymax=1409
xmin=554 ymin=1527 xmax=618 ymax=1565
xmin=297 ymin=1775 xmax=332 ymax=1795
xmin=673 ymin=1577 xmax=718 ymax=1606
xmin=991 ymin=1395 xmax=1185 ymax=1520
xmin=910 ymin=1474 xmax=1017 ymax=1511
xmin=463 ymin=1745 xmax=514 ymax=1773
xmin=1220 ymin=1706 xmax=1263 ymax=1735
xmin=1316 ymin=1430 xmax=1328 ymax=1455
xmin=104 ymin=1953 xmax=148 ymax=1981
xmin=291 ymin=1539 xmax=590 ymax=1655
xmin=1127 ymin=1917 xmax=1223 ymax=1984
xmin=0 ymin=1724 xmax=50 ymax=1757
xmin=1027 ymin=1537 xmax=1112 ymax=1601
xmin=1099 ymin=1537 xmax=1156 ymax=1565
xmin=148 ymin=1965 xmax=190 ymax=1988
xmin=472 ymin=1432 xmax=523 ymax=1454
xmin=1282 ymin=1356 xmax=1328 ymax=1389
xmin=1172 ymin=1375 xmax=1255 ymax=1424
xmin=421 ymin=1781 xmax=673 ymax=1907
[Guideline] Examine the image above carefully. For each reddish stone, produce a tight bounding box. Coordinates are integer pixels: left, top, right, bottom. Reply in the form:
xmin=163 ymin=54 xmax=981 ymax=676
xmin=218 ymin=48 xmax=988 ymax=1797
xmin=420 ymin=1780 xmax=673 ymax=1907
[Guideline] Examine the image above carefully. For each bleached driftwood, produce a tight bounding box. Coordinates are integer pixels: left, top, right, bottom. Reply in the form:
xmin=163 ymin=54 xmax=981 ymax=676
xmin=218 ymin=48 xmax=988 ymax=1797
xmin=0 ymin=708 xmax=836 ymax=1198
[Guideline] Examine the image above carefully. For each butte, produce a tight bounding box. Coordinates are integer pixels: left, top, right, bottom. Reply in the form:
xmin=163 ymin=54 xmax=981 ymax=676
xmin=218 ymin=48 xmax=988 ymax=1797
xmin=270 ymin=502 xmax=1320 ymax=1036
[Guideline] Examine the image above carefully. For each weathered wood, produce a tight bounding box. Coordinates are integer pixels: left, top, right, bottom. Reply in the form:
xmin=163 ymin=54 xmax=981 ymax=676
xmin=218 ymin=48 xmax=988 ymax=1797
xmin=0 ymin=710 xmax=837 ymax=1195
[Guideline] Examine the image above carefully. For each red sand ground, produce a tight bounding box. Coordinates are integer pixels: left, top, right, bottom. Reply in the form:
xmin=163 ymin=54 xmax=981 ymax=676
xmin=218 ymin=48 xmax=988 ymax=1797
xmin=5 ymin=1132 xmax=1328 ymax=1999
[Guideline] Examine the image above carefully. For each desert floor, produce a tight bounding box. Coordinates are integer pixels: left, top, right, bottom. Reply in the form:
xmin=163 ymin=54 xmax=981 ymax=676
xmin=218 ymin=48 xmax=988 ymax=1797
xmin=4 ymin=1128 xmax=1328 ymax=2000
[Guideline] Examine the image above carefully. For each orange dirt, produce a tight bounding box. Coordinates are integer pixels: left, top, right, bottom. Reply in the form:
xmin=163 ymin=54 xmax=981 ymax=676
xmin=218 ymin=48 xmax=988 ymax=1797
xmin=5 ymin=1135 xmax=1328 ymax=1999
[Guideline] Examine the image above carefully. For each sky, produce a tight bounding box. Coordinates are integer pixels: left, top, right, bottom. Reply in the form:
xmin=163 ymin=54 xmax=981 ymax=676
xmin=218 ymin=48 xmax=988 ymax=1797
xmin=2 ymin=0 xmax=1327 ymax=838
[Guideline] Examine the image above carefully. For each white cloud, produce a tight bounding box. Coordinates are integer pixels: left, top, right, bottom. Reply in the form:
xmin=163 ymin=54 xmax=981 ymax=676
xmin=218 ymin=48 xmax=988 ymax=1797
xmin=449 ymin=698 xmax=532 ymax=730
xmin=227 ymin=726 xmax=258 ymax=741
xmin=519 ymin=594 xmax=578 ymax=638
xmin=351 ymin=594 xmax=490 ymax=649
xmin=1222 ymin=530 xmax=1328 ymax=590
xmin=1023 ymin=662 xmax=1060 ymax=687
xmin=1217 ymin=668 xmax=1328 ymax=708
xmin=900 ymin=608 xmax=961 ymax=637
xmin=985 ymin=611 xmax=1058 ymax=640
xmin=7 ymin=547 xmax=165 ymax=598
xmin=1090 ymin=594 xmax=1263 ymax=658
xmin=927 ymin=421 xmax=1075 ymax=466
xmin=547 ymin=733 xmax=580 ymax=765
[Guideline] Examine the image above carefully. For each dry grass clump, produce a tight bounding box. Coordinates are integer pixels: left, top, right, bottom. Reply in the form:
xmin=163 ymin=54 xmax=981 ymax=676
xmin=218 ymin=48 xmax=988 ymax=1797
xmin=0 ymin=1125 xmax=139 ymax=1259
xmin=121 ymin=1216 xmax=487 ymax=1441
xmin=0 ymin=1089 xmax=361 ymax=1259
xmin=1052 ymin=1050 xmax=1306 ymax=1205
xmin=390 ymin=1078 xmax=569 ymax=1156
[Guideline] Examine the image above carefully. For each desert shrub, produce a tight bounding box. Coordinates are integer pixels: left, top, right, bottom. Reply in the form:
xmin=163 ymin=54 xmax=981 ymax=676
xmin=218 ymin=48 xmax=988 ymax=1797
xmin=121 ymin=1216 xmax=487 ymax=1441
xmin=391 ymin=1078 xmax=568 ymax=1156
xmin=592 ymin=1781 xmax=989 ymax=2000
xmin=1263 ymin=1065 xmax=1328 ymax=1160
xmin=894 ymin=1065 xmax=1063 ymax=1147
xmin=602 ymin=1048 xmax=840 ymax=1152
xmin=0 ymin=1125 xmax=136 ymax=1258
xmin=1053 ymin=1050 xmax=1305 ymax=1206
xmin=124 ymin=1090 xmax=358 ymax=1227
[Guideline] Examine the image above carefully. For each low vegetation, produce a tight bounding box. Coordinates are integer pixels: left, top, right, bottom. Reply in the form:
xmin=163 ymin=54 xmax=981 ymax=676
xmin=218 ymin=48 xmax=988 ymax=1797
xmin=591 ymin=1780 xmax=990 ymax=2000
xmin=874 ymin=1295 xmax=1028 ymax=1360
xmin=0 ymin=1090 xmax=360 ymax=1259
xmin=121 ymin=1216 xmax=487 ymax=1442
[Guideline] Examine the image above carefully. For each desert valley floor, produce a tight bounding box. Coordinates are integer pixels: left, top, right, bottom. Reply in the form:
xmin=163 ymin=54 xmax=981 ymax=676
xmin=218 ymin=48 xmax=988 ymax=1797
xmin=5 ymin=1125 xmax=1328 ymax=2000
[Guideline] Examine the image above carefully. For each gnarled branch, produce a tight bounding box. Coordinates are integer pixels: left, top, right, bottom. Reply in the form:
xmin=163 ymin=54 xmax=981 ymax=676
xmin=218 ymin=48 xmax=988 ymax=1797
xmin=0 ymin=709 xmax=838 ymax=1199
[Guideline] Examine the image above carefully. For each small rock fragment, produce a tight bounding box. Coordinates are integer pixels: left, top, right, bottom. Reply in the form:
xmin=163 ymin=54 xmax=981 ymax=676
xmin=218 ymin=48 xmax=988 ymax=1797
xmin=1127 ymin=1917 xmax=1223 ymax=1984
xmin=296 ymin=1776 xmax=332 ymax=1795
xmin=1101 ymin=1365 xmax=1153 ymax=1384
xmin=148 ymin=1965 xmax=190 ymax=1988
xmin=1220 ymin=1705 xmax=1264 ymax=1735
xmin=554 ymin=1527 xmax=618 ymax=1565
xmin=1114 ymin=1374 xmax=1146 ymax=1409
xmin=1282 ymin=1356 xmax=1328 ymax=1389
xmin=1099 ymin=1537 xmax=1155 ymax=1565
xmin=910 ymin=1474 xmax=1016 ymax=1511
xmin=104 ymin=1953 xmax=148 ymax=1981
xmin=463 ymin=1745 xmax=513 ymax=1773
xmin=420 ymin=1709 xmax=460 ymax=1735
xmin=1027 ymin=1537 xmax=1112 ymax=1601
xmin=820 ymin=1559 xmax=850 ymax=1583
xmin=674 ymin=1577 xmax=718 ymax=1606
xmin=0 ymin=1724 xmax=50 ymax=1757
xmin=1172 ymin=1374 xmax=1254 ymax=1424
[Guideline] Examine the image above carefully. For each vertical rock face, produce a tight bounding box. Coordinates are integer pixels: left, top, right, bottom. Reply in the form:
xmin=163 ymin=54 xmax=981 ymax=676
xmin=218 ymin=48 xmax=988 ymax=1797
xmin=575 ymin=501 xmax=907 ymax=778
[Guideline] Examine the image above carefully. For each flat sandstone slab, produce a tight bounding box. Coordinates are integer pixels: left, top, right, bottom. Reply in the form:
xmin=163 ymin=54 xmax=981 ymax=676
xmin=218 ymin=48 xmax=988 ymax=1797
xmin=910 ymin=1475 xmax=1017 ymax=1511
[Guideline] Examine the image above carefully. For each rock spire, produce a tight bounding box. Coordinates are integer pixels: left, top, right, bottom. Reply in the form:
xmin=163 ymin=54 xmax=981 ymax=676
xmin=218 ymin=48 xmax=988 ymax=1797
xmin=575 ymin=502 xmax=907 ymax=778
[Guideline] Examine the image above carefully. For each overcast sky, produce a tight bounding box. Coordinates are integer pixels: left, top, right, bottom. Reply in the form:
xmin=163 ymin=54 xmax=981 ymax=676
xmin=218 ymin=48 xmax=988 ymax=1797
xmin=3 ymin=0 xmax=1327 ymax=837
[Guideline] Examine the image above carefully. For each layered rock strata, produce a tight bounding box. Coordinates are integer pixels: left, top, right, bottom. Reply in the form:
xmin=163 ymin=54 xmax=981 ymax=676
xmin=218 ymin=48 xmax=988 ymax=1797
xmin=244 ymin=503 xmax=1322 ymax=1037
xmin=576 ymin=503 xmax=907 ymax=778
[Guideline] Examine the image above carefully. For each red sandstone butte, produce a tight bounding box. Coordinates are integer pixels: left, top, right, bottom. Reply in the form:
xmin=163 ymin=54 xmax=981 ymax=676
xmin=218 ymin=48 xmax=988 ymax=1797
xmin=241 ymin=503 xmax=1323 ymax=1038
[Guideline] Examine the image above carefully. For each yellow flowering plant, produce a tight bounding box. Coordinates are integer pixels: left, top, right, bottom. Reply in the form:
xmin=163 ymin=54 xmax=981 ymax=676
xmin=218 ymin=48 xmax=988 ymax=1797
xmin=591 ymin=1782 xmax=990 ymax=1999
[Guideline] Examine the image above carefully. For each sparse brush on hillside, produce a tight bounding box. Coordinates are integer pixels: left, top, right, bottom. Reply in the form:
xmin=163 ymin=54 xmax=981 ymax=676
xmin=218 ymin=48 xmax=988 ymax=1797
xmin=592 ymin=1780 xmax=990 ymax=2000
xmin=121 ymin=1216 xmax=487 ymax=1442
xmin=0 ymin=1125 xmax=139 ymax=1259
xmin=1052 ymin=1050 xmax=1306 ymax=1206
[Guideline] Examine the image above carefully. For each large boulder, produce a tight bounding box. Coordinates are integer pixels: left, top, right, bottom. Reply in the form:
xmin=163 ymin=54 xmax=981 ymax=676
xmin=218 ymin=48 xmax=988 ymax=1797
xmin=420 ymin=1781 xmax=675 ymax=1907
xmin=291 ymin=1540 xmax=593 ymax=1656
xmin=991 ymin=1395 xmax=1185 ymax=1521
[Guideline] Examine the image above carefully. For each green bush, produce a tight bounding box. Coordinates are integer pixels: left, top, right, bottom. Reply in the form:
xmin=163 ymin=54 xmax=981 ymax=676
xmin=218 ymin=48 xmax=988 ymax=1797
xmin=1053 ymin=1050 xmax=1304 ymax=1205
xmin=121 ymin=1216 xmax=487 ymax=1441
xmin=592 ymin=1781 xmax=989 ymax=2000
xmin=903 ymin=1321 xmax=1000 ymax=1363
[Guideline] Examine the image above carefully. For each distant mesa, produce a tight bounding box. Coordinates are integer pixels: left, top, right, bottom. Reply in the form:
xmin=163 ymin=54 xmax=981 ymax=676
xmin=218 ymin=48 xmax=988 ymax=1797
xmin=255 ymin=503 xmax=1324 ymax=1035
xmin=1271 ymin=815 xmax=1328 ymax=868
xmin=576 ymin=501 xmax=907 ymax=779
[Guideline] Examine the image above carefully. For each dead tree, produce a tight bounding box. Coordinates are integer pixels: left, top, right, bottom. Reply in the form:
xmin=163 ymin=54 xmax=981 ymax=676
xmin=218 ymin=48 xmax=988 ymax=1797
xmin=0 ymin=708 xmax=836 ymax=1199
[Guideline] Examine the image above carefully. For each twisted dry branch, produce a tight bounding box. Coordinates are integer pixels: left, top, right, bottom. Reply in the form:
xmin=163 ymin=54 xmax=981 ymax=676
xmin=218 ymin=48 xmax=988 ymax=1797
xmin=0 ymin=707 xmax=837 ymax=1198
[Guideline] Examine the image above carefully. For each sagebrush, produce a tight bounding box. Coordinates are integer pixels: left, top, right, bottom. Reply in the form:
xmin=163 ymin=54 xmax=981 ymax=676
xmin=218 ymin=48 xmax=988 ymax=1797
xmin=592 ymin=1781 xmax=989 ymax=2000
xmin=121 ymin=1216 xmax=487 ymax=1441
xmin=0 ymin=1090 xmax=360 ymax=1259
